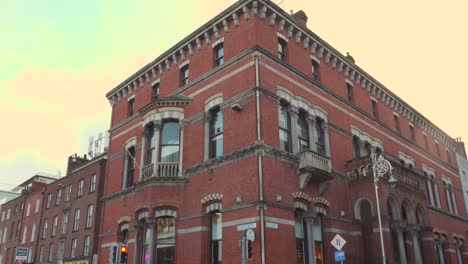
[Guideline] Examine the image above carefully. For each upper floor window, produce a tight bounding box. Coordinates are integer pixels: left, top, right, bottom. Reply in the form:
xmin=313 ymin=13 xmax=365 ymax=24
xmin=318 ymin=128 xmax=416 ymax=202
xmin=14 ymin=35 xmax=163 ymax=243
xmin=278 ymin=38 xmax=287 ymax=62
xmin=35 ymin=199 xmax=40 ymax=213
xmin=214 ymin=43 xmax=224 ymax=66
xmin=180 ymin=65 xmax=189 ymax=87
xmin=315 ymin=118 xmax=326 ymax=155
xmin=42 ymin=219 xmax=48 ymax=239
xmin=52 ymin=216 xmax=58 ymax=237
xmin=278 ymin=102 xmax=292 ymax=152
xmin=394 ymin=114 xmax=400 ymax=133
xmin=371 ymin=99 xmax=379 ymax=119
xmin=78 ymin=180 xmax=84 ymax=197
xmin=84 ymin=236 xmax=91 ymax=256
xmin=86 ymin=204 xmax=94 ymax=228
xmin=62 ymin=210 xmax=69 ymax=234
xmin=152 ymin=82 xmax=160 ymax=100
xmin=26 ymin=203 xmax=31 ymax=217
xmin=297 ymin=112 xmax=309 ymax=151
xmin=409 ymin=125 xmax=415 ymax=141
xmin=127 ymin=98 xmax=135 ymax=117
xmin=71 ymin=238 xmax=77 ymax=258
xmin=346 ymin=82 xmax=353 ymax=103
xmin=73 ymin=208 xmax=80 ymax=231
xmin=312 ymin=60 xmax=320 ymax=81
xmin=56 ymin=189 xmax=62 ymax=205
xmin=209 ymin=107 xmax=223 ymax=158
xmin=446 ymin=149 xmax=451 ymax=164
xmin=124 ymin=147 xmax=135 ymax=189
xmin=65 ymin=184 xmax=72 ymax=201
xmin=46 ymin=194 xmax=52 ymax=209
xmin=90 ymin=175 xmax=96 ymax=193
xmin=160 ymin=121 xmax=180 ymax=163
xmin=49 ymin=243 xmax=55 ymax=261
xmin=353 ymin=136 xmax=361 ymax=158
xmin=145 ymin=123 xmax=156 ymax=165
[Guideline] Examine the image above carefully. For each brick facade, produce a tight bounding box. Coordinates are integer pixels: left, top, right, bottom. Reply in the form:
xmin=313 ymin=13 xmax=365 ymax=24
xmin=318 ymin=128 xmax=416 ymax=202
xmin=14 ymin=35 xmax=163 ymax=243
xmin=100 ymin=1 xmax=468 ymax=264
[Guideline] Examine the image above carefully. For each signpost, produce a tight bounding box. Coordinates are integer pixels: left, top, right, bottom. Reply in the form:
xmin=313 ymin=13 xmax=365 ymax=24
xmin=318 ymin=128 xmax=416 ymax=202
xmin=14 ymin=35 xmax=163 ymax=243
xmin=15 ymin=248 xmax=28 ymax=263
xmin=331 ymin=234 xmax=347 ymax=263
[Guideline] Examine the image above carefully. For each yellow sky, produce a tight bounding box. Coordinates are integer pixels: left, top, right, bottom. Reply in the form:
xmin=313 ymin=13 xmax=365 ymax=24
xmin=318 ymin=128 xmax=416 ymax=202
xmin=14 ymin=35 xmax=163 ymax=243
xmin=1 ymin=0 xmax=467 ymax=190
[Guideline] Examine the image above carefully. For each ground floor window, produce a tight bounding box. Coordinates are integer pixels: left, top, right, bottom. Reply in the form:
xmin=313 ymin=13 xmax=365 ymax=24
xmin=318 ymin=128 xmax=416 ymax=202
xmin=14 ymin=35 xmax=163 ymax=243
xmin=211 ymin=212 xmax=222 ymax=264
xmin=156 ymin=217 xmax=175 ymax=264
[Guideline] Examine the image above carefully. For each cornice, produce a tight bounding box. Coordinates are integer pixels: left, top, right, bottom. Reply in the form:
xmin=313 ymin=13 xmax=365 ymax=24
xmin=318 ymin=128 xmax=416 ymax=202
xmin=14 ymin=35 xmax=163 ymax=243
xmin=105 ymin=0 xmax=456 ymax=151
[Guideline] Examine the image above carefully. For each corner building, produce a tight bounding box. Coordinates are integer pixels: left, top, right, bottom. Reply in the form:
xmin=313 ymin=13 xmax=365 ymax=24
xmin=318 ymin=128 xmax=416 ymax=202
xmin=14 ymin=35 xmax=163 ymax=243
xmin=101 ymin=1 xmax=468 ymax=263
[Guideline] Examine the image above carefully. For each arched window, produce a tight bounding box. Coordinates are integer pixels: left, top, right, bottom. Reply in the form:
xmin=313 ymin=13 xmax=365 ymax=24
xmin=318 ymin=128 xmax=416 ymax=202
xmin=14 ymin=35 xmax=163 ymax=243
xmin=297 ymin=112 xmax=309 ymax=151
xmin=209 ymin=107 xmax=223 ymax=158
xmin=118 ymin=222 xmax=129 ymax=243
xmin=156 ymin=217 xmax=176 ymax=264
xmin=160 ymin=121 xmax=180 ymax=163
xmin=278 ymin=102 xmax=291 ymax=152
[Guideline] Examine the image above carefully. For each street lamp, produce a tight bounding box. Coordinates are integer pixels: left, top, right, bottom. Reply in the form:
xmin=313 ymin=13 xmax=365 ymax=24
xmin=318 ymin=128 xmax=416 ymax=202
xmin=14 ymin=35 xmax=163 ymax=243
xmin=370 ymin=150 xmax=398 ymax=264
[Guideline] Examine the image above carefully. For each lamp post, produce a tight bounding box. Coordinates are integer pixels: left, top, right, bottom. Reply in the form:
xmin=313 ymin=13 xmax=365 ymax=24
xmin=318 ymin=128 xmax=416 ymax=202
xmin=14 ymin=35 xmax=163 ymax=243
xmin=370 ymin=150 xmax=398 ymax=264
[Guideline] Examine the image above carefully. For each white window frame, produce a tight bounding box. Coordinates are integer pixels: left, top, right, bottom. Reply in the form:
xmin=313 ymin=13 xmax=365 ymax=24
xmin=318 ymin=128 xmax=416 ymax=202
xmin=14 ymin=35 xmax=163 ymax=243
xmin=86 ymin=205 xmax=94 ymax=228
xmin=78 ymin=180 xmax=84 ymax=196
xmin=83 ymin=236 xmax=91 ymax=256
xmin=31 ymin=223 xmax=36 ymax=242
xmin=90 ymin=175 xmax=96 ymax=192
xmin=62 ymin=211 xmax=69 ymax=234
xmin=66 ymin=184 xmax=72 ymax=201
xmin=74 ymin=208 xmax=80 ymax=231
xmin=26 ymin=203 xmax=31 ymax=217
xmin=22 ymin=224 xmax=28 ymax=244
xmin=52 ymin=216 xmax=58 ymax=236
xmin=35 ymin=199 xmax=40 ymax=213
xmin=71 ymin=238 xmax=77 ymax=258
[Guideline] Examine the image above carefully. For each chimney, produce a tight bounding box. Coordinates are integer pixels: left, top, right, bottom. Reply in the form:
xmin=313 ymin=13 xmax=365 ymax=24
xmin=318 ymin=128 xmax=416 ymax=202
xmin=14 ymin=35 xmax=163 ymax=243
xmin=291 ymin=10 xmax=308 ymax=28
xmin=66 ymin=154 xmax=89 ymax=174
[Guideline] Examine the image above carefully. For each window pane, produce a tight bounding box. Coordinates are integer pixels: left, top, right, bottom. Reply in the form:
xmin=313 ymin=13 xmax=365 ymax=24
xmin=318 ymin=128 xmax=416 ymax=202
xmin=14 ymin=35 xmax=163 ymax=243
xmin=211 ymin=213 xmax=222 ymax=240
xmin=280 ymin=130 xmax=290 ymax=152
xmin=211 ymin=135 xmax=223 ymax=158
xmin=161 ymin=122 xmax=180 ymax=145
xmin=278 ymin=105 xmax=289 ymax=129
xmin=161 ymin=146 xmax=179 ymax=162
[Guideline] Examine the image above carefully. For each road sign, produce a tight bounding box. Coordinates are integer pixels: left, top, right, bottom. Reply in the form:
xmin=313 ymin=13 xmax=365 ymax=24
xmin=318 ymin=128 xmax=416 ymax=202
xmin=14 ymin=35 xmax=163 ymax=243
xmin=237 ymin=223 xmax=256 ymax=231
xmin=15 ymin=248 xmax=28 ymax=262
xmin=335 ymin=251 xmax=345 ymax=261
xmin=330 ymin=234 xmax=347 ymax=251
xmin=245 ymin=229 xmax=255 ymax=241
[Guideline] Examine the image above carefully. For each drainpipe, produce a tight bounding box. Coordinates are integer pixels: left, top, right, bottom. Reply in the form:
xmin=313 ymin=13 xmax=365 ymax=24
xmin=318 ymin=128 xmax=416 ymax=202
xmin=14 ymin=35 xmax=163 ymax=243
xmin=254 ymin=53 xmax=266 ymax=264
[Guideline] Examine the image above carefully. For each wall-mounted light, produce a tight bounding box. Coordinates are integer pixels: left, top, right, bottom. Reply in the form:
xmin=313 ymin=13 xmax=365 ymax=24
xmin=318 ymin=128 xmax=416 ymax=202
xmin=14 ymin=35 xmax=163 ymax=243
xmin=231 ymin=104 xmax=243 ymax=112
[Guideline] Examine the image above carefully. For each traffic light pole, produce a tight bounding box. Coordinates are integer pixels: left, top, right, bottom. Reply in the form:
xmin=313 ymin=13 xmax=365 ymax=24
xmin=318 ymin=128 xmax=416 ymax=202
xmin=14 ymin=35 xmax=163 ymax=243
xmin=241 ymin=235 xmax=246 ymax=264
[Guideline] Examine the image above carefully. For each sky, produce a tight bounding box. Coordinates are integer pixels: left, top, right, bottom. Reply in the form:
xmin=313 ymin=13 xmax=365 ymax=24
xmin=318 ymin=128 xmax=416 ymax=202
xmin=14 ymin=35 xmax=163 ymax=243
xmin=1 ymin=0 xmax=467 ymax=191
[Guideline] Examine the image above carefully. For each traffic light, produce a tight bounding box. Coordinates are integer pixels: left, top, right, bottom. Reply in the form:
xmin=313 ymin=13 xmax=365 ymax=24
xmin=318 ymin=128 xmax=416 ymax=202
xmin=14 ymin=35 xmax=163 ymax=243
xmin=110 ymin=246 xmax=117 ymax=264
xmin=120 ymin=245 xmax=128 ymax=264
xmin=247 ymin=240 xmax=253 ymax=259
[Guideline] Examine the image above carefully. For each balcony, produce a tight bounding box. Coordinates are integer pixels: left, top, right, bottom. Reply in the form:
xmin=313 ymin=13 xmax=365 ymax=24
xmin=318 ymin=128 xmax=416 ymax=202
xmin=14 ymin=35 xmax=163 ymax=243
xmin=297 ymin=150 xmax=333 ymax=188
xmin=141 ymin=162 xmax=180 ymax=179
xmin=344 ymin=154 xmax=426 ymax=195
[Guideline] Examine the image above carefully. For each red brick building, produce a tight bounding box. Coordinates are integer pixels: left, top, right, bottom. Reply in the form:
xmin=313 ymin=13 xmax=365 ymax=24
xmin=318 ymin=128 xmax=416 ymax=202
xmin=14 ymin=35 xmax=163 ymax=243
xmin=34 ymin=153 xmax=106 ymax=264
xmin=0 ymin=175 xmax=55 ymax=264
xmin=101 ymin=1 xmax=467 ymax=264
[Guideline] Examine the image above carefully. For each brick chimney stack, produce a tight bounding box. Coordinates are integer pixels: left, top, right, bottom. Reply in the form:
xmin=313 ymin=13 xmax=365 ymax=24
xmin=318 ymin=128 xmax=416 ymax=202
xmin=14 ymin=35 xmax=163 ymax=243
xmin=292 ymin=10 xmax=308 ymax=28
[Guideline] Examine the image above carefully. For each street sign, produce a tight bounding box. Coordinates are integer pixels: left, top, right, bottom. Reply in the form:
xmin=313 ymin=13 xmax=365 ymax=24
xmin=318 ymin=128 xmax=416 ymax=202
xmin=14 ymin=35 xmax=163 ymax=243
xmin=15 ymin=248 xmax=28 ymax=263
xmin=330 ymin=234 xmax=347 ymax=251
xmin=334 ymin=251 xmax=345 ymax=261
xmin=245 ymin=229 xmax=255 ymax=242
xmin=237 ymin=223 xmax=256 ymax=231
